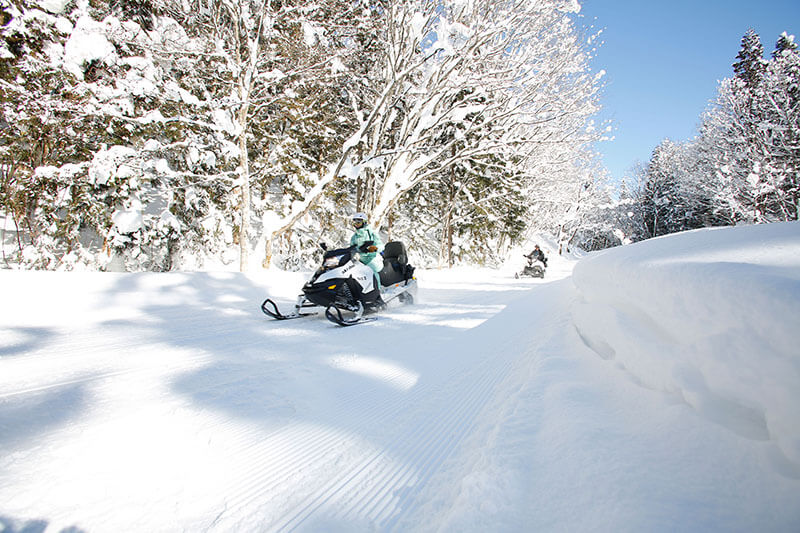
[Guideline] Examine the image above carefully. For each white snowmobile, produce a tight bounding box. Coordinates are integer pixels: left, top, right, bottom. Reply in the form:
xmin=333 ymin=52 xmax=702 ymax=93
xmin=261 ymin=241 xmax=417 ymax=326
xmin=515 ymin=255 xmax=546 ymax=279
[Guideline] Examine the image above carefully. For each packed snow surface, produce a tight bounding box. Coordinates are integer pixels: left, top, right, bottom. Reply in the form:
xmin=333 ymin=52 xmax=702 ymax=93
xmin=1 ymin=223 xmax=799 ymax=532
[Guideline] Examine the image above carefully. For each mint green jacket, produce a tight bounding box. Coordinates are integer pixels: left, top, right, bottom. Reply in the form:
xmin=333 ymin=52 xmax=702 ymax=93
xmin=350 ymin=224 xmax=384 ymax=273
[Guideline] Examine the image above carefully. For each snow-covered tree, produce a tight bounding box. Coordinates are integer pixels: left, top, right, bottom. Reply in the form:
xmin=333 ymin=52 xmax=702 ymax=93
xmin=526 ymin=154 xmax=613 ymax=253
xmin=248 ymin=0 xmax=384 ymax=267
xmin=624 ymin=29 xmax=800 ymax=241
xmin=1 ymin=0 xmax=609 ymax=270
xmin=0 ymin=1 xmax=151 ymax=268
xmin=363 ymin=0 xmax=603 ymax=226
xmin=397 ymin=149 xmax=529 ymax=267
xmin=152 ymin=0 xmax=284 ymax=270
xmin=773 ymin=30 xmax=798 ymax=58
xmin=733 ymin=28 xmax=766 ymax=90
xmin=0 ymin=0 xmax=245 ymax=270
xmin=261 ymin=0 xmax=605 ymax=265
xmin=701 ymin=31 xmax=799 ymax=222
xmin=147 ymin=0 xmax=374 ymax=269
xmin=633 ymin=139 xmax=699 ymax=237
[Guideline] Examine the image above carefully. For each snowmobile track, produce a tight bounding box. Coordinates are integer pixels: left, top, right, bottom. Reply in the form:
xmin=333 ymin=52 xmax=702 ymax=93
xmin=266 ymin=332 xmax=520 ymax=532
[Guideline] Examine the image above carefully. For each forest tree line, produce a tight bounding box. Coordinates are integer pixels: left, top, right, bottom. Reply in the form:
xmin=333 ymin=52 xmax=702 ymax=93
xmin=0 ymin=1 xmax=796 ymax=271
xmin=623 ymin=29 xmax=799 ymax=241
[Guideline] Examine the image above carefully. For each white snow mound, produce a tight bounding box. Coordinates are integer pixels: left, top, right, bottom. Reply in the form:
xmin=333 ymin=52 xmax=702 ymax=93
xmin=572 ymin=221 xmax=800 ymax=467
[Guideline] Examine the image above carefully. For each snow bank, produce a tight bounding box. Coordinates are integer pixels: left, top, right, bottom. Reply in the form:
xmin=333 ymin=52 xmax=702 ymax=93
xmin=571 ymin=222 xmax=800 ymax=471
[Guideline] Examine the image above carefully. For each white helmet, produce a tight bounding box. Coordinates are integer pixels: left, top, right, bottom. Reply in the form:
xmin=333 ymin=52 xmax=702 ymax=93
xmin=352 ymin=212 xmax=367 ymax=222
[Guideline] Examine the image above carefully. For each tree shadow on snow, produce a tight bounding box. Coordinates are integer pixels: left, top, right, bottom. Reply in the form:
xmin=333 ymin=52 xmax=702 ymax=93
xmin=0 ymin=383 xmax=88 ymax=450
xmin=0 ymin=327 xmax=55 ymax=357
xmin=0 ymin=515 xmax=86 ymax=533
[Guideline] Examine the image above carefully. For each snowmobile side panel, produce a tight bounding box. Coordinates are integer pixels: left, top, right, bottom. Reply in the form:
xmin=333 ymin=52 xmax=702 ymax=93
xmin=380 ymin=278 xmax=417 ymax=304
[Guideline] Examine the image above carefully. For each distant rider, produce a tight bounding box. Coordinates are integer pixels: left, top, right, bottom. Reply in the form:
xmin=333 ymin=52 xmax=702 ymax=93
xmin=350 ymin=212 xmax=384 ymax=275
xmin=525 ymin=244 xmax=547 ymax=267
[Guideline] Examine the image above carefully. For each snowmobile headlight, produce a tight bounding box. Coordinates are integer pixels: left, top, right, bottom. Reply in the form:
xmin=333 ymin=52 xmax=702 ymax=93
xmin=323 ymin=255 xmax=342 ymax=268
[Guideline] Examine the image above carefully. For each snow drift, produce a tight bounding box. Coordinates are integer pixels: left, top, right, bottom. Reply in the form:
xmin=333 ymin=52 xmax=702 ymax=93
xmin=572 ymin=221 xmax=800 ymax=470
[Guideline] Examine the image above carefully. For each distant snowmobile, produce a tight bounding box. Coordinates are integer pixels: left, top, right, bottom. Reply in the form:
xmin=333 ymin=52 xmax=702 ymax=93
xmin=261 ymin=241 xmax=417 ymax=326
xmin=515 ymin=256 xmax=545 ymax=279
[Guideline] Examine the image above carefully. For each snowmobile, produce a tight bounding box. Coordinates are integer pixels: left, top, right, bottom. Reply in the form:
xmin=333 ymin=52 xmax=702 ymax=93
xmin=261 ymin=240 xmax=417 ymax=326
xmin=515 ymin=256 xmax=546 ymax=279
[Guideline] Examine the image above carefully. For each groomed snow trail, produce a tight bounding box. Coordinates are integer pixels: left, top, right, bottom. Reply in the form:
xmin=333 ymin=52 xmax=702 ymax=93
xmin=0 ymin=267 xmax=556 ymax=532
xmin=2 ymin=236 xmax=799 ymax=532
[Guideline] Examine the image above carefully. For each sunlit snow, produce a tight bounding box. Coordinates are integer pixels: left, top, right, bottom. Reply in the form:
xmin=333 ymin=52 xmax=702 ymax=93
xmin=1 ymin=223 xmax=799 ymax=531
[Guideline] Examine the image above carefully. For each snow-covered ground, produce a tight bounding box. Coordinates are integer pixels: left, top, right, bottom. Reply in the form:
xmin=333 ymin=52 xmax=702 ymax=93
xmin=1 ymin=223 xmax=799 ymax=532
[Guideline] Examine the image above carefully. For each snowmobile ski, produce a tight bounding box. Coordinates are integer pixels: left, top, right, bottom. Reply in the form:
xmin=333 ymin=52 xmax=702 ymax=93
xmin=325 ymin=301 xmax=378 ymax=326
xmin=261 ymin=297 xmax=318 ymax=320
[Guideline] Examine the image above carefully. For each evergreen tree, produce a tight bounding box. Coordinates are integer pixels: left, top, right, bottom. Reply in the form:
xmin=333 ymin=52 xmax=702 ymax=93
xmin=773 ymin=31 xmax=798 ymax=59
xmin=0 ymin=0 xmax=242 ymax=270
xmin=0 ymin=1 xmax=150 ymax=268
xmin=722 ymin=31 xmax=799 ymax=221
xmin=733 ymin=28 xmax=766 ymax=89
xmin=763 ymin=32 xmax=800 ymax=219
xmin=402 ymin=150 xmax=528 ymax=267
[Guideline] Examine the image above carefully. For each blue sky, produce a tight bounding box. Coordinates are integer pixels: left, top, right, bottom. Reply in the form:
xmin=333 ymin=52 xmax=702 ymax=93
xmin=576 ymin=0 xmax=800 ymax=183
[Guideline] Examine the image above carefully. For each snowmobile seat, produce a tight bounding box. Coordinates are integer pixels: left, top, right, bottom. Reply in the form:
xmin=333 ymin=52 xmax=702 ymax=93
xmin=383 ymin=241 xmax=407 ymax=265
xmin=379 ymin=241 xmax=415 ymax=286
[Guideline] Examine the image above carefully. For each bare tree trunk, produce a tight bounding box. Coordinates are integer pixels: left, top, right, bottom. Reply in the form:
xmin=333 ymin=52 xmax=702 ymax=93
xmin=238 ymin=147 xmax=250 ymax=271
xmin=446 ymin=218 xmax=454 ymax=267
xmin=438 ymin=216 xmax=448 ymax=268
xmin=557 ymin=221 xmax=569 ymax=255
xmin=264 ymin=235 xmax=273 ymax=269
xmin=237 ymin=87 xmax=252 ymax=271
xmin=356 ymin=175 xmax=364 ymax=212
xmin=447 ymin=156 xmax=456 ymax=267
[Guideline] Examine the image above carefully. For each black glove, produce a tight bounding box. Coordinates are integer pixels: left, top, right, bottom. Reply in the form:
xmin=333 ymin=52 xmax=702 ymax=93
xmin=359 ymin=240 xmax=374 ymax=253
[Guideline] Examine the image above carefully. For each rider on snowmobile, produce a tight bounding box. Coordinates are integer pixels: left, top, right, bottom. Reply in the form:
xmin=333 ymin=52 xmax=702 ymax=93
xmin=525 ymin=244 xmax=548 ymax=267
xmin=261 ymin=213 xmax=415 ymax=324
xmin=350 ymin=212 xmax=384 ymax=274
